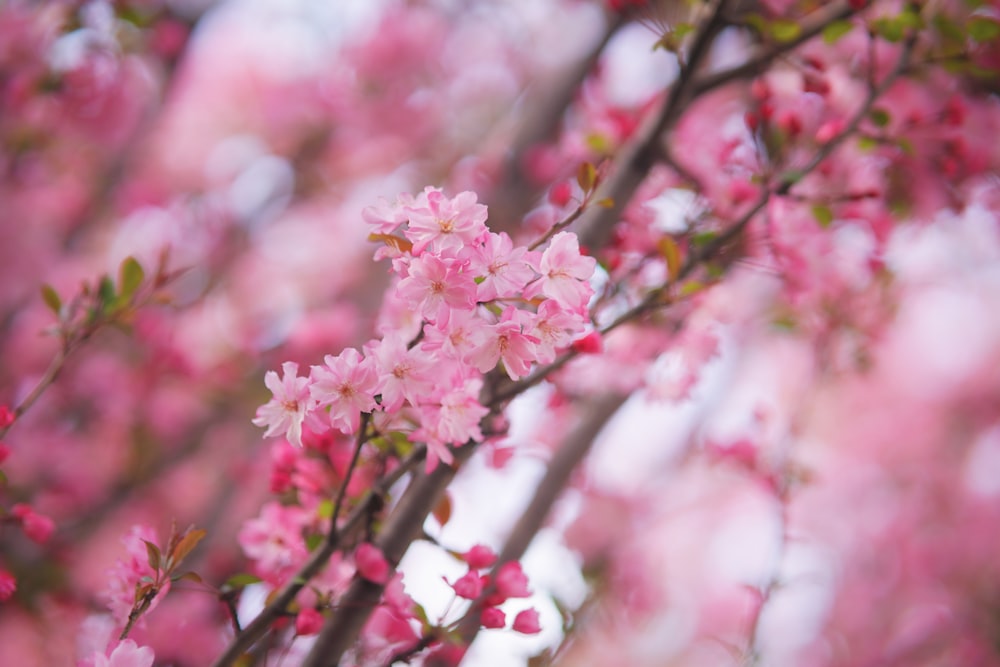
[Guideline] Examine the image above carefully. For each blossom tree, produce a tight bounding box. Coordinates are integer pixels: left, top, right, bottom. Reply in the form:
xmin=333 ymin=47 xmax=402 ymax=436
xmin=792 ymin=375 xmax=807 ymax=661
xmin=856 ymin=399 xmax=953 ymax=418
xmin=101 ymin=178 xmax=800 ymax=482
xmin=2 ymin=0 xmax=1000 ymax=665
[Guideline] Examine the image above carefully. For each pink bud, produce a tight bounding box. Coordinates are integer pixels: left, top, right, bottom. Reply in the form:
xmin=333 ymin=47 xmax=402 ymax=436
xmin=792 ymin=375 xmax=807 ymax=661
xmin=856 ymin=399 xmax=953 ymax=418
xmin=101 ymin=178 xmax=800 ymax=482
xmin=480 ymin=606 xmax=506 ymax=629
xmin=512 ymin=608 xmax=541 ymax=634
xmin=462 ymin=544 xmax=497 ymax=570
xmin=548 ymin=181 xmax=573 ymax=207
xmin=495 ymin=561 xmax=531 ymax=599
xmin=451 ymin=570 xmax=484 ymax=599
xmin=296 ymin=608 xmax=325 ymax=636
xmin=12 ymin=504 xmax=54 ymax=545
xmin=572 ymin=331 xmax=603 ymax=355
xmin=0 ymin=405 xmax=13 ymax=428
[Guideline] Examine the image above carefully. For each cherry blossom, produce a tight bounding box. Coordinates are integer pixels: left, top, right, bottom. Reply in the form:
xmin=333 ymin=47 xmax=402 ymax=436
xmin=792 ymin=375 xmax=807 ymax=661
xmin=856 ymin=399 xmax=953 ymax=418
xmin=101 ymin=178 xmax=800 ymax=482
xmin=251 ymin=362 xmax=316 ymax=448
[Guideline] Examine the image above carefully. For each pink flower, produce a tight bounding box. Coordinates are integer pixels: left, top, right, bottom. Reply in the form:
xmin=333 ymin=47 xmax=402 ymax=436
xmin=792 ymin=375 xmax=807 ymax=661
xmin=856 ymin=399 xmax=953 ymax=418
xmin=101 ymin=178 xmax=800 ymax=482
xmin=531 ymin=299 xmax=587 ymax=364
xmin=363 ymin=193 xmax=418 ymax=235
xmin=0 ymin=568 xmax=15 ymax=601
xmin=238 ymin=502 xmax=309 ymax=583
xmin=252 ymin=361 xmax=316 ymax=448
xmin=404 ymin=187 xmax=488 ymax=255
xmin=296 ymin=608 xmax=325 ymax=636
xmin=356 ymin=543 xmax=390 ymax=584
xmin=87 ymin=639 xmax=154 ymax=667
xmin=470 ymin=307 xmax=540 ymax=380
xmin=480 ymin=606 xmax=506 ymax=629
xmin=369 ymin=336 xmax=436 ymax=413
xmin=526 ymin=232 xmax=596 ymax=313
xmin=420 ymin=308 xmax=489 ymax=364
xmin=410 ymin=377 xmax=488 ymax=472
xmin=430 ymin=378 xmax=488 ymax=446
xmin=495 ymin=561 xmax=531 ymax=599
xmin=310 ymin=348 xmax=378 ymax=434
xmin=12 ymin=503 xmax=55 ymax=544
xmin=466 ymin=232 xmax=537 ymax=302
xmin=395 ymin=252 xmax=477 ymax=322
xmin=462 ymin=544 xmax=497 ymax=570
xmin=512 ymin=608 xmax=541 ymax=634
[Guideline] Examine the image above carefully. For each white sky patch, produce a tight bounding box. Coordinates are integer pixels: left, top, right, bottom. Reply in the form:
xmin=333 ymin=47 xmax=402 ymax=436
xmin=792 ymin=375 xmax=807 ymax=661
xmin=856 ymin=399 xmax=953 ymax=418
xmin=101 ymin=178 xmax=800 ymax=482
xmin=600 ymin=22 xmax=678 ymax=108
xmin=645 ymin=188 xmax=704 ymax=234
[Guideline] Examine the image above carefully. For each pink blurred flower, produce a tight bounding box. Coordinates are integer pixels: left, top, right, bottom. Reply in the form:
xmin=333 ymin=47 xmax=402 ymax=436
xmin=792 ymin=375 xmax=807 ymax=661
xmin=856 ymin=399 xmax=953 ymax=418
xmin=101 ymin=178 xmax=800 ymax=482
xmin=86 ymin=639 xmax=154 ymax=667
xmin=495 ymin=561 xmax=531 ymax=599
xmin=295 ymin=608 xmax=325 ymax=636
xmin=355 ymin=543 xmax=390 ymax=584
xmin=11 ymin=503 xmax=55 ymax=544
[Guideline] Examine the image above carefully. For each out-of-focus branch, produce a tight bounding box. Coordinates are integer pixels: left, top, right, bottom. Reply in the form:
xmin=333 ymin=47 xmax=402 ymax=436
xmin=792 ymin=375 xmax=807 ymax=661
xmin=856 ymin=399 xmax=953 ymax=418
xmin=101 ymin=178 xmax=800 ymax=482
xmin=301 ymin=444 xmax=478 ymax=667
xmin=455 ymin=392 xmax=629 ymax=646
xmin=486 ymin=14 xmax=626 ymax=229
xmin=577 ymin=0 xmax=864 ymax=250
xmin=208 ymin=446 xmax=424 ymax=667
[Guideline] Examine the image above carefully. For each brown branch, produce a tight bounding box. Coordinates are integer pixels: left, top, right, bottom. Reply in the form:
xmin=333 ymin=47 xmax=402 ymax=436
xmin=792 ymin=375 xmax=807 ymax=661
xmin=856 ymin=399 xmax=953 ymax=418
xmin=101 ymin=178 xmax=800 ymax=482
xmin=577 ymin=0 xmax=864 ymax=251
xmin=454 ymin=392 xmax=629 ymax=646
xmin=301 ymin=444 xmax=478 ymax=667
xmin=208 ymin=445 xmax=424 ymax=667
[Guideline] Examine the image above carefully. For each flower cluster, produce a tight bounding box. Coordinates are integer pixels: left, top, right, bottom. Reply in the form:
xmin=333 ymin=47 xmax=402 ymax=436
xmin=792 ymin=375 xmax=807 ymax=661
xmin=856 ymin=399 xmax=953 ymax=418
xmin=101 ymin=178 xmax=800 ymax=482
xmin=254 ymin=187 xmax=596 ymax=470
xmin=448 ymin=545 xmax=542 ymax=635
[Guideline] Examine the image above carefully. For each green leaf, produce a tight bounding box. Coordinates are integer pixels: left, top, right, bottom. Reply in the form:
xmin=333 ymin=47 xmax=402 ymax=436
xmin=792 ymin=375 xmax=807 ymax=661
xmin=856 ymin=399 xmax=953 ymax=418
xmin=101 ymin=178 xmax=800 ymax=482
xmin=40 ymin=284 xmax=62 ymax=315
xmin=812 ymin=204 xmax=834 ymax=228
xmin=968 ymin=16 xmax=1000 ymax=42
xmin=871 ymin=17 xmax=905 ymax=42
xmin=823 ymin=19 xmax=854 ymax=44
xmin=780 ymin=169 xmax=806 ymax=185
xmin=869 ymin=108 xmax=891 ymax=127
xmin=224 ymin=573 xmax=263 ymax=589
xmin=769 ymin=18 xmax=802 ymax=43
xmin=118 ymin=256 xmax=145 ymax=300
xmin=97 ymin=275 xmax=116 ymax=307
xmin=857 ymin=136 xmax=879 ymax=151
xmin=691 ymin=231 xmax=718 ymax=246
xmin=932 ymin=13 xmax=965 ymax=44
xmin=316 ymin=499 xmax=334 ymax=519
xmin=305 ymin=533 xmax=323 ymax=552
